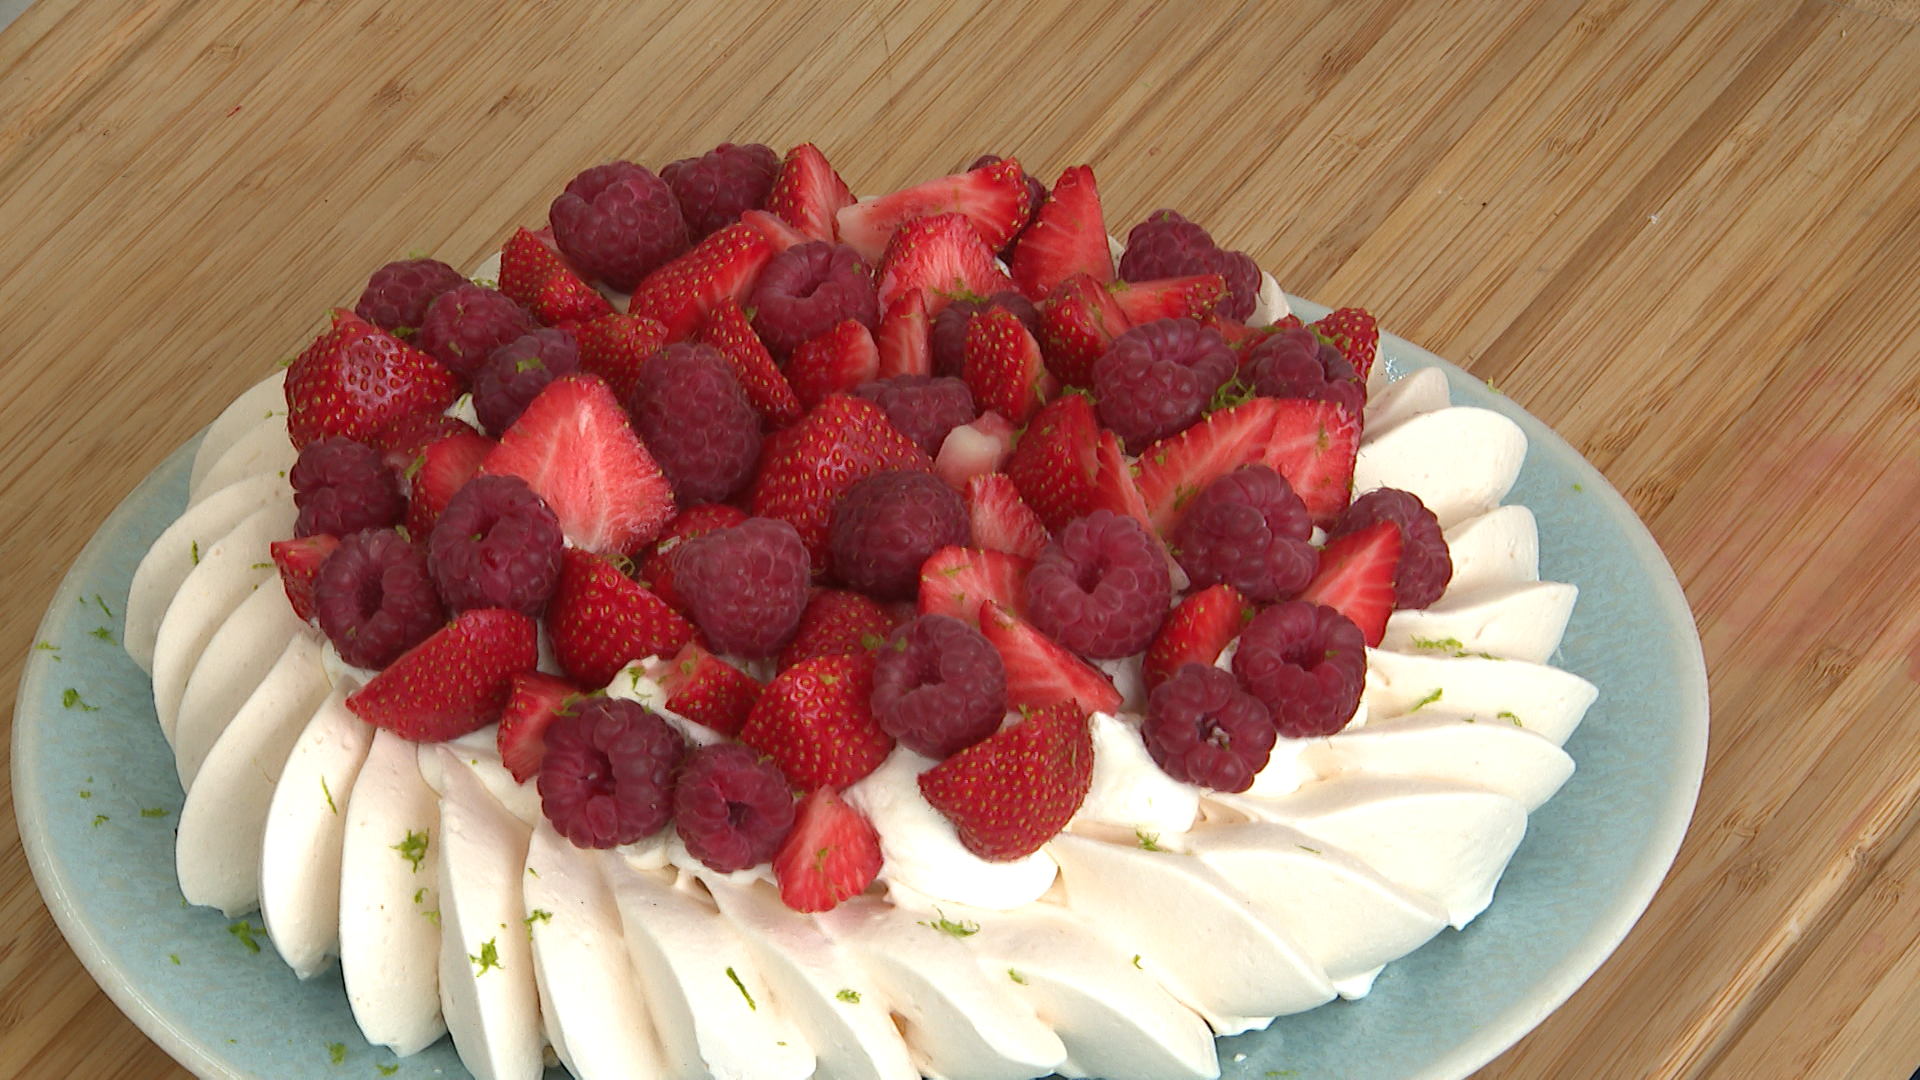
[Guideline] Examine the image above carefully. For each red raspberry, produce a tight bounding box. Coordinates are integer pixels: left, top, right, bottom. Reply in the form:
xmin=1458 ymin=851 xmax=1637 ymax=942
xmin=1091 ymin=318 xmax=1237 ymax=452
xmin=289 ymin=437 xmax=405 ymax=539
xmin=930 ymin=290 xmax=1040 ymax=379
xmin=1231 ymin=601 xmax=1366 ymax=738
xmin=672 ymin=742 xmax=797 ymax=873
xmin=1143 ymin=662 xmax=1276 ymax=792
xmin=659 ymin=142 xmax=782 ymax=241
xmin=550 ymin=161 xmax=691 ymax=291
xmin=1025 ymin=510 xmax=1172 ymax=659
xmin=415 ymin=284 xmax=537 ymax=382
xmin=673 ymin=517 xmax=812 ymax=659
xmin=313 ymin=528 xmax=445 ymax=669
xmin=871 ymin=614 xmax=1007 ymax=759
xmin=1327 ymin=488 xmax=1452 ymax=609
xmin=473 ymin=328 xmax=581 ymax=437
xmin=852 ymin=375 xmax=976 ymax=457
xmin=829 ymin=471 xmax=970 ymax=602
xmin=748 ymin=241 xmax=878 ymax=358
xmin=353 ymin=258 xmax=468 ymax=334
xmin=538 ymin=697 xmax=685 ymax=848
xmin=1247 ymin=326 xmax=1364 ymax=418
xmin=426 ymin=474 xmax=564 ymax=617
xmin=1171 ymin=464 xmax=1316 ymax=602
xmin=640 ymin=503 xmax=750 ymax=612
xmin=629 ymin=343 xmax=762 ymax=505
xmin=1117 ymin=209 xmax=1260 ymax=322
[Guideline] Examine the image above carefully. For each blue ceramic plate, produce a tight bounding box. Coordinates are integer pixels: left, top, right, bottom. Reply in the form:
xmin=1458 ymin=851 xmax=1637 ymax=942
xmin=13 ymin=306 xmax=1708 ymax=1080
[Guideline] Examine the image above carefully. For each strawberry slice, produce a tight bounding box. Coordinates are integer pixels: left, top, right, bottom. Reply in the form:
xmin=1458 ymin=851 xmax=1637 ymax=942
xmin=345 ymin=608 xmax=539 ymax=741
xmin=932 ymin=411 xmax=1017 ymax=491
xmin=1009 ymin=165 xmax=1113 ymax=301
xmin=1313 ymin=307 xmax=1379 ymax=382
xmin=499 ymin=227 xmax=614 ymax=328
xmin=371 ymin=412 xmax=480 ymax=466
xmin=656 ymin=639 xmax=762 ymax=737
xmin=765 ymin=143 xmax=854 ymax=243
xmin=773 ymin=787 xmax=883 ymax=912
xmin=638 ymin=502 xmax=749 ymax=613
xmin=269 ymin=534 xmax=340 ymax=622
xmin=696 ymin=299 xmax=802 ymax=427
xmin=779 ymin=588 xmax=899 ymax=672
xmin=405 ymin=427 xmax=493 ymax=538
xmin=874 ymin=212 xmax=1015 ymax=316
xmin=1037 ymin=272 xmax=1131 ymax=388
xmin=1108 ymin=274 xmax=1227 ymax=325
xmin=749 ymin=393 xmax=932 ymax=573
xmin=836 ymin=157 xmax=1034 ymax=262
xmin=918 ymin=547 xmax=1032 ymax=626
xmin=497 ymin=670 xmax=583 ymax=783
xmin=739 ymin=208 xmax=812 ymax=254
xmin=481 ymin=374 xmax=676 ymax=555
xmin=1088 ymin=428 xmax=1155 ymax=535
xmin=976 ymin=600 xmax=1122 ymax=717
xmin=544 ymin=547 xmax=696 ymax=689
xmin=575 ymin=311 xmax=669 ymax=402
xmin=875 ymin=290 xmax=932 ymax=379
xmin=787 ymin=319 xmax=881 ymax=410
xmin=1258 ymin=398 xmax=1361 ymax=527
xmin=1299 ymin=521 xmax=1402 ymax=646
xmin=964 ymin=474 xmax=1049 ymax=560
xmin=962 ymin=306 xmax=1051 ymax=424
xmin=738 ymin=653 xmax=892 ymax=790
xmin=917 ymin=698 xmax=1094 ymax=861
xmin=1133 ymin=396 xmax=1280 ymax=535
xmin=628 ymin=221 xmax=776 ymax=342
xmin=1004 ymin=393 xmax=1102 ymax=531
xmin=284 ymin=309 xmax=461 ymax=450
xmin=1142 ymin=584 xmax=1254 ymax=693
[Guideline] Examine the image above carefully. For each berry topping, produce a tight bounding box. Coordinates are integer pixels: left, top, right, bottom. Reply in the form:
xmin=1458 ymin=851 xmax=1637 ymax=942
xmin=779 ymin=589 xmax=898 ymax=673
xmin=285 ymin=309 xmax=461 ymax=450
xmin=977 ymin=600 xmax=1123 ymax=716
xmin=629 ymin=342 xmax=763 ymax=505
xmin=373 ymin=412 xmax=480 ymax=464
xmin=497 ymin=670 xmax=582 ymax=783
xmin=836 ymin=157 xmax=1034 ymax=263
xmin=1142 ymin=663 xmax=1275 ymax=793
xmin=1036 ymin=272 xmax=1131 ymax=388
xmin=765 ymin=143 xmax=856 ymax=243
xmin=628 ymin=221 xmax=776 ymax=342
xmin=963 ymin=306 xmax=1051 ymax=425
xmin=673 ymin=517 xmax=812 ymax=659
xmin=853 ymin=375 xmax=976 ymax=458
xmin=288 ymin=436 xmax=405 ymax=539
xmin=1118 ymin=209 xmax=1260 ymax=322
xmin=639 ymin=503 xmax=750 ymax=613
xmin=748 ymin=241 xmax=878 ymax=358
xmin=966 ymin=153 xmax=1048 ymax=251
xmin=931 ymin=290 xmax=1042 ymax=379
xmin=1298 ymin=519 xmax=1402 ymax=646
xmin=1231 ymin=600 xmax=1366 ymax=738
xmin=738 ymin=653 xmax=892 ymax=790
xmin=748 ymin=393 xmax=932 ymax=574
xmin=313 ymin=528 xmax=445 ymax=670
xmin=574 ymin=311 xmax=669 ymax=403
xmin=1093 ymin=317 xmax=1237 ymax=451
xmin=1142 ymin=584 xmax=1255 ymax=693
xmin=659 ymin=142 xmax=782 ymax=241
xmin=696 ymin=298 xmax=803 ymax=427
xmin=540 ymin=697 xmax=686 ymax=849
xmin=1009 ymin=164 xmax=1113 ymax=301
xmin=426 ymin=474 xmax=565 ymax=617
xmin=416 ymin=284 xmax=538 ymax=381
xmin=499 ymin=226 xmax=616 ymax=328
xmin=874 ymin=212 xmax=1015 ymax=315
xmin=773 ymin=787 xmax=883 ymax=912
xmin=345 ymin=607 xmax=539 ymax=741
xmin=871 ymin=613 xmax=1007 ymax=759
xmin=657 ymin=640 xmax=763 ymax=737
xmin=404 ymin=428 xmax=494 ymax=539
xmin=545 ymin=547 xmax=695 ymax=689
xmin=1004 ymin=393 xmax=1101 ymax=531
xmin=918 ymin=546 xmax=1032 ymax=625
xmin=875 ymin=291 xmax=933 ymax=379
xmin=1108 ymin=274 xmax=1228 ymax=325
xmin=473 ymin=327 xmax=581 ymax=437
xmin=1312 ymin=307 xmax=1380 ymax=383
xmin=963 ymin=473 xmax=1050 ymax=561
xmin=1327 ymin=488 xmax=1452 ymax=609
xmin=830 ymin=470 xmax=970 ymax=602
xmin=1170 ymin=464 xmax=1316 ymax=602
xmin=1246 ymin=325 xmax=1363 ymax=418
xmin=1025 ymin=511 xmax=1172 ymax=660
xmin=354 ymin=258 xmax=467 ymax=334
xmin=269 ymin=534 xmax=340 ymax=623
xmin=917 ymin=699 xmax=1093 ymax=861
xmin=549 ymin=161 xmax=690 ymax=291
xmin=786 ymin=319 xmax=881 ymax=410
xmin=674 ymin=742 xmax=796 ymax=872
xmin=1260 ymin=398 xmax=1362 ymax=527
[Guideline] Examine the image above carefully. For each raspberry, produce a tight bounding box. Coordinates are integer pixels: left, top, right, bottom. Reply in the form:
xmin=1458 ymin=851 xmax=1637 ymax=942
xmin=930 ymin=290 xmax=1041 ymax=378
xmin=550 ymin=161 xmax=691 ymax=291
xmin=415 ymin=284 xmax=537 ymax=381
xmin=967 ymin=154 xmax=1046 ymax=253
xmin=1327 ymin=487 xmax=1452 ymax=609
xmin=1170 ymin=464 xmax=1316 ymax=602
xmin=748 ymin=241 xmax=878 ymax=358
xmin=1231 ymin=601 xmax=1366 ymax=738
xmin=1025 ymin=510 xmax=1172 ymax=659
xmin=852 ymin=375 xmax=976 ymax=457
xmin=828 ymin=471 xmax=970 ymax=602
xmin=870 ymin=614 xmax=1007 ymax=758
xmin=288 ymin=437 xmax=406 ymax=539
xmin=1143 ymin=663 xmax=1276 ymax=792
xmin=353 ymin=258 xmax=468 ymax=334
xmin=673 ymin=517 xmax=812 ymax=658
xmin=1246 ymin=326 xmax=1364 ymax=418
xmin=426 ymin=474 xmax=565 ymax=617
xmin=659 ymin=142 xmax=782 ymax=241
xmin=473 ymin=328 xmax=581 ymax=437
xmin=538 ymin=697 xmax=685 ymax=849
xmin=672 ymin=742 xmax=797 ymax=873
xmin=1117 ymin=209 xmax=1260 ymax=322
xmin=1091 ymin=318 xmax=1236 ymax=451
xmin=629 ymin=343 xmax=762 ymax=504
xmin=312 ymin=528 xmax=445 ymax=670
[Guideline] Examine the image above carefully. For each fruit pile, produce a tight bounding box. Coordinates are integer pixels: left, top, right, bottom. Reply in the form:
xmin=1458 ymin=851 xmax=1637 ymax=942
xmin=266 ymin=141 xmax=1453 ymax=915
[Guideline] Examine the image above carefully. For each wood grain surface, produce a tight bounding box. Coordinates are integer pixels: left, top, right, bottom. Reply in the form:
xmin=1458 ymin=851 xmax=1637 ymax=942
xmin=3 ymin=1 xmax=1918 ymax=1078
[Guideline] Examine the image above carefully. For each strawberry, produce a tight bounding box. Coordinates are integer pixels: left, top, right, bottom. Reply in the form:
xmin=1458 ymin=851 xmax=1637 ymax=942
xmin=836 ymin=157 xmax=1034 ymax=262
xmin=1037 ymin=272 xmax=1131 ymax=388
xmin=269 ymin=534 xmax=340 ymax=622
xmin=496 ymin=670 xmax=583 ymax=783
xmin=1107 ymin=274 xmax=1227 ymax=325
xmin=963 ymin=473 xmax=1049 ymax=560
xmin=1257 ymin=398 xmax=1361 ymax=527
xmin=786 ymin=319 xmax=881 ymax=410
xmin=962 ymin=306 xmax=1051 ymax=424
xmin=1009 ymin=165 xmax=1113 ymax=301
xmin=345 ymin=608 xmax=539 ymax=741
xmin=371 ymin=412 xmax=480 ymax=467
xmin=874 ymin=212 xmax=1015 ymax=316
xmin=918 ymin=547 xmax=1032 ymax=626
xmin=749 ymin=393 xmax=932 ymax=573
xmin=655 ymin=639 xmax=762 ymax=737
xmin=696 ymin=299 xmax=802 ymax=427
xmin=284 ymin=309 xmax=461 ymax=450
xmin=1133 ymin=396 xmax=1280 ymax=534
xmin=738 ymin=653 xmax=892 ymax=790
xmin=875 ymin=290 xmax=932 ymax=379
xmin=544 ymin=547 xmax=696 ymax=689
xmin=1142 ymin=584 xmax=1254 ymax=693
xmin=1298 ymin=520 xmax=1401 ymax=646
xmin=779 ymin=589 xmax=899 ymax=672
xmin=1207 ymin=315 xmax=1285 ymax=352
xmin=481 ymin=374 xmax=675 ymax=555
xmin=405 ymin=427 xmax=493 ymax=538
xmin=976 ymin=600 xmax=1123 ymax=717
xmin=1004 ymin=393 xmax=1101 ymax=531
xmin=498 ymin=227 xmax=614 ymax=328
xmin=773 ymin=786 xmax=883 ymax=912
xmin=932 ymin=411 xmax=1017 ymax=491
xmin=917 ymin=699 xmax=1094 ymax=861
xmin=638 ymin=502 xmax=749 ymax=612
xmin=575 ymin=311 xmax=669 ymax=402
xmin=1088 ymin=428 xmax=1156 ymax=535
xmin=765 ymin=143 xmax=854 ymax=243
xmin=628 ymin=221 xmax=776 ymax=341
xmin=1313 ymin=307 xmax=1379 ymax=382
xmin=740 ymin=208 xmax=811 ymax=254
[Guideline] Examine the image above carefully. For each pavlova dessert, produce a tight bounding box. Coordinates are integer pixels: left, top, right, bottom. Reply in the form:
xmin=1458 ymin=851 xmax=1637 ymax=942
xmin=122 ymin=141 xmax=1596 ymax=1080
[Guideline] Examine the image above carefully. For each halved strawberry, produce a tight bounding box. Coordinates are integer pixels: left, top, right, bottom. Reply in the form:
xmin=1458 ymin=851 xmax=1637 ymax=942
xmin=638 ymin=503 xmax=749 ymax=612
xmin=1009 ymin=165 xmax=1112 ymax=301
xmin=481 ymin=374 xmax=675 ymax=555
xmin=765 ymin=143 xmax=854 ymax=243
xmin=964 ymin=473 xmax=1049 ymax=560
xmin=656 ymin=639 xmax=762 ymax=737
xmin=918 ymin=547 xmax=1033 ymax=626
xmin=628 ymin=221 xmax=776 ymax=341
xmin=779 ymin=589 xmax=899 ymax=672
xmin=696 ymin=298 xmax=802 ymax=427
xmin=975 ymin=600 xmax=1122 ymax=717
xmin=345 ymin=608 xmax=539 ymax=741
xmin=1108 ymin=274 xmax=1227 ymax=325
xmin=749 ymin=393 xmax=932 ymax=573
xmin=269 ymin=534 xmax=340 ymax=622
xmin=1298 ymin=520 xmax=1401 ymax=646
xmin=787 ymin=319 xmax=880 ymax=410
xmin=371 ymin=412 xmax=480 ymax=468
xmin=875 ymin=290 xmax=932 ymax=378
xmin=1004 ymin=393 xmax=1101 ymax=531
xmin=544 ymin=546 xmax=696 ymax=689
xmin=1088 ymin=428 xmax=1155 ymax=534
xmin=575 ymin=311 xmax=669 ymax=402
xmin=1313 ymin=307 xmax=1379 ymax=382
xmin=496 ymin=670 xmax=582 ymax=783
xmin=773 ymin=786 xmax=883 ymax=912
xmin=1133 ymin=396 xmax=1280 ymax=535
xmin=499 ymin=227 xmax=614 ymax=328
xmin=1258 ymin=398 xmax=1361 ymax=527
xmin=738 ymin=653 xmax=892 ymax=790
xmin=284 ymin=309 xmax=461 ymax=450
xmin=932 ymin=411 xmax=1017 ymax=491
xmin=874 ymin=212 xmax=1015 ymax=316
xmin=739 ymin=208 xmax=811 ymax=254
xmin=836 ymin=157 xmax=1034 ymax=262
xmin=1142 ymin=584 xmax=1254 ymax=693
xmin=917 ymin=698 xmax=1093 ymax=861
xmin=1037 ymin=273 xmax=1131 ymax=388
xmin=405 ymin=428 xmax=494 ymax=538
xmin=963 ymin=307 xmax=1050 ymax=424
